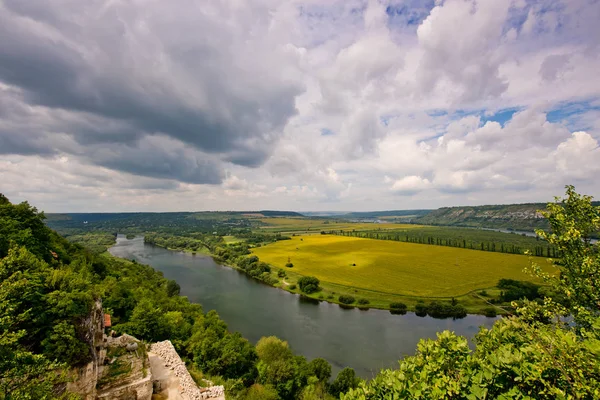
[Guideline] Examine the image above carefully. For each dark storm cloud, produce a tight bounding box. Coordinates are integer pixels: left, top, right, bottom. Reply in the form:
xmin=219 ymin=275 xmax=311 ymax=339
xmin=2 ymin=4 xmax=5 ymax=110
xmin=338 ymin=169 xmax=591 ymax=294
xmin=0 ymin=0 xmax=304 ymax=183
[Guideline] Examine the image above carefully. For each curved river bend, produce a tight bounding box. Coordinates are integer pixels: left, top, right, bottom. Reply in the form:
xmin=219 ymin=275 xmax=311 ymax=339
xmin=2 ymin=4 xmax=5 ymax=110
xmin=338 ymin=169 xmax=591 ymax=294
xmin=110 ymin=235 xmax=497 ymax=378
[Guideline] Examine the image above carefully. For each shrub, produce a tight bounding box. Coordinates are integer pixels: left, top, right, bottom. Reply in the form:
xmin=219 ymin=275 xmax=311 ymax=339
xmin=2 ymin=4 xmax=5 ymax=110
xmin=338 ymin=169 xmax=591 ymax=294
xmin=289 ymin=284 xmax=297 ymax=290
xmin=389 ymin=302 xmax=407 ymax=315
xmin=338 ymin=295 xmax=355 ymax=304
xmin=297 ymin=276 xmax=320 ymax=293
xmin=427 ymin=301 xmax=467 ymax=319
xmin=415 ymin=302 xmax=428 ymax=317
xmin=484 ymin=307 xmax=497 ymax=317
xmin=357 ymin=298 xmax=370 ymax=305
xmin=303 ymin=284 xmax=318 ymax=294
xmin=285 ymin=262 xmax=294 ymax=268
xmin=277 ymin=270 xmax=286 ymax=278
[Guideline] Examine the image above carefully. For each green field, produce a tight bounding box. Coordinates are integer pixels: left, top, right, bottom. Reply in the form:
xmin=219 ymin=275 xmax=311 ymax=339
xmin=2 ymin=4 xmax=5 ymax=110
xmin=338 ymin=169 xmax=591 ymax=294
xmin=253 ymin=235 xmax=552 ymax=298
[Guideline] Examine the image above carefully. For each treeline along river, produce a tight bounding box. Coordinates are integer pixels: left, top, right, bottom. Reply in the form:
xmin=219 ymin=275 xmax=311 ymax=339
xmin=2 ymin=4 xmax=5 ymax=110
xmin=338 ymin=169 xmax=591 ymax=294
xmin=109 ymin=235 xmax=497 ymax=378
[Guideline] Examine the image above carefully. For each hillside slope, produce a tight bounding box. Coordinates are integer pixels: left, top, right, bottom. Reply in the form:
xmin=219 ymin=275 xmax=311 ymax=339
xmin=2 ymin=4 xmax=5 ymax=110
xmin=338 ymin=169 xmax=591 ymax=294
xmin=415 ymin=203 xmax=549 ymax=231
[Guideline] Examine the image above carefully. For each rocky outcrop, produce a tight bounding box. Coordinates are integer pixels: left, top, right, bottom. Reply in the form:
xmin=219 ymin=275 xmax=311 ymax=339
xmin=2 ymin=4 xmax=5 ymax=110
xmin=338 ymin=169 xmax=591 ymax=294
xmin=150 ymin=340 xmax=225 ymax=399
xmin=66 ymin=300 xmax=107 ymax=400
xmin=96 ymin=334 xmax=152 ymax=400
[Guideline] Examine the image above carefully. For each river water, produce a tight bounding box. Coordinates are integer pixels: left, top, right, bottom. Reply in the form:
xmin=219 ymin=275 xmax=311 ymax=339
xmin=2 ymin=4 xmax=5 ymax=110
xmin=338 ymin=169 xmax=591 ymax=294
xmin=109 ymin=235 xmax=497 ymax=378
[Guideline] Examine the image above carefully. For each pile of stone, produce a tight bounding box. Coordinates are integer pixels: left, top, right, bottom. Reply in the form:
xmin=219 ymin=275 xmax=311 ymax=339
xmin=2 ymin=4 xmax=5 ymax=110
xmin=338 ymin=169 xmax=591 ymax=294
xmin=150 ymin=340 xmax=225 ymax=399
xmin=107 ymin=333 xmax=140 ymax=348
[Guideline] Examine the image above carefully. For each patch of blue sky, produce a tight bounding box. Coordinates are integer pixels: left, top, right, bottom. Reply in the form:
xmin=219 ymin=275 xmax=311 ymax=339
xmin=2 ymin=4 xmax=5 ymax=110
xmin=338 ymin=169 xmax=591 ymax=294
xmin=385 ymin=0 xmax=435 ymax=30
xmin=481 ymin=107 xmax=523 ymax=127
xmin=547 ymin=99 xmax=600 ymax=130
xmin=321 ymin=128 xmax=335 ymax=136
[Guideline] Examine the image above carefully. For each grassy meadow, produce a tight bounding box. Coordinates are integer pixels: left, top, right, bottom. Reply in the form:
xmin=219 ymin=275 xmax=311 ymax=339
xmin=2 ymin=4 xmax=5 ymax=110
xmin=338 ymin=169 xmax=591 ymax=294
xmin=253 ymin=235 xmax=553 ymax=299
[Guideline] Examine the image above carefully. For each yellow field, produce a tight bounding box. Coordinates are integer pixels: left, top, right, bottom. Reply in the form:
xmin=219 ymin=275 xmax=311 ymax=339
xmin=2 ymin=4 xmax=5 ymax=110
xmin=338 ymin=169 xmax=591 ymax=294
xmin=257 ymin=217 xmax=421 ymax=233
xmin=252 ymin=235 xmax=552 ymax=297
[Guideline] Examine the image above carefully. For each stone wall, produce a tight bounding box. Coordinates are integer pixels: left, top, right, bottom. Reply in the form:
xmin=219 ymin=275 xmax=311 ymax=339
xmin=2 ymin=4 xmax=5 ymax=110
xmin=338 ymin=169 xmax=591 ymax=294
xmin=150 ymin=341 xmax=225 ymax=399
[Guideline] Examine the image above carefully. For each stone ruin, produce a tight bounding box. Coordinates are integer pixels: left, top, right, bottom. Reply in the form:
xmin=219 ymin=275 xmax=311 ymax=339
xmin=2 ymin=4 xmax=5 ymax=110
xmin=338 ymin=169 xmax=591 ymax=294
xmin=150 ymin=340 xmax=225 ymax=399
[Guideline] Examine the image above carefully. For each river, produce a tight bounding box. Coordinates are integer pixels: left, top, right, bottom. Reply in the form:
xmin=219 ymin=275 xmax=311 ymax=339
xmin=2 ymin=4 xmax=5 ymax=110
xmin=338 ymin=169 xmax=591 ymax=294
xmin=109 ymin=235 xmax=497 ymax=378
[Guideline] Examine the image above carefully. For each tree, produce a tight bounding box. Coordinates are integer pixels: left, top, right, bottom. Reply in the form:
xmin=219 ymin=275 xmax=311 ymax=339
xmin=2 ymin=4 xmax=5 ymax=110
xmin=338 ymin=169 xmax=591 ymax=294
xmin=330 ymin=367 xmax=360 ymax=398
xmin=255 ymin=336 xmax=308 ymax=399
xmin=297 ymin=276 xmax=320 ymax=294
xmin=307 ymin=358 xmax=332 ymax=383
xmin=166 ymin=279 xmax=181 ymax=297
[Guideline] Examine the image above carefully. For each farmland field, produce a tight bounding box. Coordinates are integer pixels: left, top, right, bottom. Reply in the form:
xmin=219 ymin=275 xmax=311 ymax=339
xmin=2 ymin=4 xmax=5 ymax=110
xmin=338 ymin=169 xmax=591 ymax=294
xmin=257 ymin=217 xmax=422 ymax=233
xmin=252 ymin=235 xmax=552 ymax=298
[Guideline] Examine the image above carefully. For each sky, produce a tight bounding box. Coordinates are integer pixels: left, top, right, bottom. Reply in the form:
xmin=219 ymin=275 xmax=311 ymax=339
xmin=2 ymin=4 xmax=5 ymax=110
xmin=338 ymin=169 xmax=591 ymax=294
xmin=1 ymin=0 xmax=599 ymax=212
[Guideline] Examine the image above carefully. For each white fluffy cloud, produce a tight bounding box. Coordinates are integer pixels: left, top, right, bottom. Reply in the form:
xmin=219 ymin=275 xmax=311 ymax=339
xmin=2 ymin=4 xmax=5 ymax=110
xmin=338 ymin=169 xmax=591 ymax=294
xmin=1 ymin=0 xmax=600 ymax=211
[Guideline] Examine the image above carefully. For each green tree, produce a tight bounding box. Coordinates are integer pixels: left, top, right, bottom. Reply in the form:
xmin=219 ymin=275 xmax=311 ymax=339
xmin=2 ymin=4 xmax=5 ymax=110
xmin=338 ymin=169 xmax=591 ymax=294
xmin=297 ymin=276 xmax=320 ymax=294
xmin=255 ymin=336 xmax=308 ymax=399
xmin=307 ymin=358 xmax=332 ymax=383
xmin=330 ymin=367 xmax=360 ymax=398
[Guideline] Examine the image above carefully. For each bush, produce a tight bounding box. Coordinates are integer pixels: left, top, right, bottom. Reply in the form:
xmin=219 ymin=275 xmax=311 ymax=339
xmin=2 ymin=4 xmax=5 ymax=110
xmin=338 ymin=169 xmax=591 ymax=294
xmin=297 ymin=276 xmax=320 ymax=293
xmin=484 ymin=307 xmax=497 ymax=317
xmin=415 ymin=302 xmax=428 ymax=317
xmin=285 ymin=262 xmax=294 ymax=268
xmin=288 ymin=284 xmax=297 ymax=290
xmin=426 ymin=301 xmax=467 ymax=319
xmin=277 ymin=270 xmax=286 ymax=278
xmin=389 ymin=302 xmax=407 ymax=315
xmin=330 ymin=367 xmax=360 ymax=398
xmin=303 ymin=284 xmax=318 ymax=294
xmin=338 ymin=295 xmax=355 ymax=304
xmin=357 ymin=298 xmax=370 ymax=305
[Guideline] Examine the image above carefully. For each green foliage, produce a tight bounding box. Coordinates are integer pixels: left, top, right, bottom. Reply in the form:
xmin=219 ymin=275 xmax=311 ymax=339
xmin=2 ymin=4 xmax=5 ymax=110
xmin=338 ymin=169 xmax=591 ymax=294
xmin=483 ymin=307 xmax=497 ymax=318
xmin=166 ymin=279 xmax=181 ymax=297
xmin=338 ymin=295 xmax=356 ymax=305
xmin=188 ymin=311 xmax=257 ymax=385
xmin=255 ymin=336 xmax=309 ymax=399
xmin=307 ymin=358 xmax=332 ymax=383
xmin=240 ymin=384 xmax=279 ymax=400
xmin=426 ymin=301 xmax=467 ymax=319
xmin=342 ymin=186 xmax=600 ymax=400
xmin=289 ymin=284 xmax=297 ymax=290
xmin=330 ymin=368 xmax=360 ymax=398
xmin=298 ymin=276 xmax=320 ymax=294
xmin=497 ymin=278 xmax=540 ymax=302
xmin=357 ymin=299 xmax=370 ymax=305
xmin=286 ymin=262 xmax=294 ymax=268
xmin=389 ymin=302 xmax=407 ymax=315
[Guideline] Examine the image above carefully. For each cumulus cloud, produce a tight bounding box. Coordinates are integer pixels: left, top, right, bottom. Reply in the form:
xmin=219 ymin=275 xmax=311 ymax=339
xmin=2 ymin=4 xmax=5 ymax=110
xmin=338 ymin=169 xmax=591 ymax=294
xmin=390 ymin=176 xmax=431 ymax=195
xmin=1 ymin=0 xmax=600 ymax=211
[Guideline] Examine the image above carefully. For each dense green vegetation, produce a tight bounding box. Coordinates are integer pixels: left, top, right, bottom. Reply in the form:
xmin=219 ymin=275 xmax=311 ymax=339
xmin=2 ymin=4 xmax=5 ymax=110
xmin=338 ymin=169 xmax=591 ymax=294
xmin=342 ymin=186 xmax=600 ymax=399
xmin=0 ymin=194 xmax=354 ymax=400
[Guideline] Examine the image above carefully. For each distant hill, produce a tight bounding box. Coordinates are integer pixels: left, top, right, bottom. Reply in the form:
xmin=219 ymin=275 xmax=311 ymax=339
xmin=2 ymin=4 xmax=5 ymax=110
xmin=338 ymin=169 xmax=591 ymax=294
xmin=414 ymin=203 xmax=548 ymax=231
xmin=415 ymin=201 xmax=600 ymax=232
xmin=341 ymin=210 xmax=432 ymax=219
